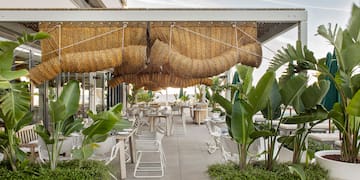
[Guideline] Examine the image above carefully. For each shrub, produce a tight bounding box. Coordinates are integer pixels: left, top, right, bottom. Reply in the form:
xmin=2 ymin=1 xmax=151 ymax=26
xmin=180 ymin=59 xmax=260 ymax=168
xmin=0 ymin=160 xmax=111 ymax=180
xmin=208 ymin=162 xmax=328 ymax=180
xmin=308 ymin=139 xmax=334 ymax=152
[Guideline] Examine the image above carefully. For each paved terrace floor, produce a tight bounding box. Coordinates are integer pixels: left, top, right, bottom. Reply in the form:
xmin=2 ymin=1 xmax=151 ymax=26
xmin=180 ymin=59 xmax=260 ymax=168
xmin=111 ymin=114 xmax=224 ymax=180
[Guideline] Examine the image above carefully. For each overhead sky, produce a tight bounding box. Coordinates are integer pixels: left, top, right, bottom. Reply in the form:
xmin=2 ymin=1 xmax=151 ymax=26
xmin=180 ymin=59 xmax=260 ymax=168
xmin=1 ymin=0 xmax=359 ymax=85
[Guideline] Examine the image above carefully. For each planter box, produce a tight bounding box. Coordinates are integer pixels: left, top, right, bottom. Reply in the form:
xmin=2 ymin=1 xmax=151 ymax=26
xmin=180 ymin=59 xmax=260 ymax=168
xmin=315 ymin=150 xmax=360 ymax=180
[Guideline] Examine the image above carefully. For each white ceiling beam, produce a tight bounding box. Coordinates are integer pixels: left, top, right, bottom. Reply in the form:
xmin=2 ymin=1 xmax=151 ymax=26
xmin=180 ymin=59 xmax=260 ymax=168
xmin=0 ymin=8 xmax=306 ymax=22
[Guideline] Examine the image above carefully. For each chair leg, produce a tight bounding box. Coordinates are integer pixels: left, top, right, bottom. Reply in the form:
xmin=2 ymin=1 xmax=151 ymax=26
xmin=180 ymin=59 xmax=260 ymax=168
xmin=133 ymin=151 xmax=165 ymax=178
xmin=109 ymin=171 xmax=118 ymax=180
xmin=182 ymin=116 xmax=187 ymax=135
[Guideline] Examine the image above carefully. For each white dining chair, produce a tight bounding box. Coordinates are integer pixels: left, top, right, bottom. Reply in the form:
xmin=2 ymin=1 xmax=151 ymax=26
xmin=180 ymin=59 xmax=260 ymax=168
xmin=205 ymin=120 xmax=222 ymax=154
xmin=134 ymin=130 xmax=166 ymax=178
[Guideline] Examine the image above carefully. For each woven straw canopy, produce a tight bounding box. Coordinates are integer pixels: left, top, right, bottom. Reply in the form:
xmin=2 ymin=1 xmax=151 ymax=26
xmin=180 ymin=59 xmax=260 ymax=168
xmin=30 ymin=21 xmax=262 ymax=89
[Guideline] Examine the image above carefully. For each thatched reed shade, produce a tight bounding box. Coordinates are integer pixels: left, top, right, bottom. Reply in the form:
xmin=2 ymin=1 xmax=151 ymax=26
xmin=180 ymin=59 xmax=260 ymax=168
xmin=150 ymin=22 xmax=259 ymax=59
xmin=60 ymin=47 xmax=123 ymax=72
xmin=113 ymin=45 xmax=147 ymax=76
xmin=28 ymin=58 xmax=61 ymax=85
xmin=149 ymin=39 xmax=261 ymax=78
xmin=30 ymin=21 xmax=262 ymax=88
xmin=108 ymin=73 xmax=212 ymax=88
xmin=39 ymin=22 xmax=147 ymax=62
xmin=29 ymin=45 xmax=146 ymax=85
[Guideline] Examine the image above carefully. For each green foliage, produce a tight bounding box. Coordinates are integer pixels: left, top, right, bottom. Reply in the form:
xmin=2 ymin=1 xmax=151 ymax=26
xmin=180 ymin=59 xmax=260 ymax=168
xmin=0 ymin=32 xmax=49 ymax=171
xmin=307 ymin=139 xmax=334 ymax=153
xmin=136 ymin=88 xmax=155 ymax=103
xmin=0 ymin=160 xmax=111 ymax=180
xmin=207 ymin=162 xmax=328 ymax=180
xmin=288 ymin=164 xmax=306 ymax=180
xmin=35 ymin=80 xmax=83 ymax=170
xmin=179 ymin=91 xmax=190 ymax=102
xmin=73 ymin=103 xmax=127 ymax=160
xmin=269 ymin=4 xmax=360 ymax=163
xmin=214 ymin=68 xmax=276 ymax=169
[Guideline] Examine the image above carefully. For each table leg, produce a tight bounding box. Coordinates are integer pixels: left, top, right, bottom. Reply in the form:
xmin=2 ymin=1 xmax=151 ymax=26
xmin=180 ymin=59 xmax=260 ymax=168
xmin=118 ymin=140 xmax=127 ymax=179
xmin=166 ymin=117 xmax=171 ymax=136
xmin=128 ymin=134 xmax=136 ymax=163
xmin=150 ymin=117 xmax=155 ymax=132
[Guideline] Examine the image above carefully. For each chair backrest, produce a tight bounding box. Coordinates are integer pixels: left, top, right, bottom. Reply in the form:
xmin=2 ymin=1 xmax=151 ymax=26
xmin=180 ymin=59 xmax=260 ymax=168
xmin=16 ymin=124 xmax=37 ymax=144
xmin=106 ymin=142 xmax=121 ymax=165
xmin=155 ymin=131 xmax=165 ymax=142
xmin=221 ymin=136 xmax=238 ymax=154
xmin=93 ymin=136 xmax=116 ymax=156
xmin=206 ymin=121 xmax=222 ymax=136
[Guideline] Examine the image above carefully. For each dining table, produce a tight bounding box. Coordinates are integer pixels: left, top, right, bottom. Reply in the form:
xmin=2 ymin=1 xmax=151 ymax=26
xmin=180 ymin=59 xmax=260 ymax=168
xmin=146 ymin=113 xmax=172 ymax=136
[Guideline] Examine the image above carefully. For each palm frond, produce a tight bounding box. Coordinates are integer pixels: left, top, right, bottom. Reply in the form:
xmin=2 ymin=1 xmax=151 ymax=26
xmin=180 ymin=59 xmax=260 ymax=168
xmin=269 ymin=41 xmax=317 ymax=71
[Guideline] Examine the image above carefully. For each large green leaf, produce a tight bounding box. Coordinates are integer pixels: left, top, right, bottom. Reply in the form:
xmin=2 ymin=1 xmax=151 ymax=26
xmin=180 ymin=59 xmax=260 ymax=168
xmin=236 ymin=65 xmax=253 ymax=95
xmin=83 ymin=103 xmax=123 ymax=138
xmin=0 ymin=70 xmax=28 ymax=81
xmin=35 ymin=125 xmax=54 ymax=144
xmin=62 ymin=118 xmax=84 ymax=136
xmin=329 ymin=103 xmax=345 ymax=132
xmin=0 ymin=83 xmax=30 ymax=129
xmin=347 ymin=90 xmax=360 ymax=116
xmin=248 ymin=71 xmax=276 ymax=114
xmin=83 ymin=113 xmax=118 ymax=137
xmin=341 ymin=43 xmax=360 ymax=74
xmin=337 ymin=71 xmax=353 ymax=98
xmin=301 ymin=79 xmax=330 ymax=109
xmin=0 ymin=81 xmax=10 ymax=89
xmin=59 ymin=80 xmax=80 ymax=119
xmin=261 ymin=80 xmax=282 ymax=120
xmin=347 ymin=4 xmax=360 ymax=41
xmin=49 ymin=100 xmax=66 ymax=123
xmin=213 ymin=93 xmax=232 ymax=115
xmin=0 ymin=41 xmax=19 ymax=71
xmin=231 ymin=99 xmax=254 ymax=144
xmin=14 ymin=111 xmax=32 ymax=132
xmin=351 ymin=73 xmax=360 ymax=94
xmin=109 ymin=103 xmax=123 ymax=118
xmin=283 ymin=105 xmax=328 ymax=124
xmin=280 ymin=75 xmax=307 ymax=106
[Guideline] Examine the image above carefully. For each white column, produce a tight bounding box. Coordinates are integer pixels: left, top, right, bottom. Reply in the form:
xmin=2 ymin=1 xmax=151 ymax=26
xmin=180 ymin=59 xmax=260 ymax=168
xmin=89 ymin=72 xmax=96 ymax=113
xmin=298 ymin=20 xmax=308 ymax=45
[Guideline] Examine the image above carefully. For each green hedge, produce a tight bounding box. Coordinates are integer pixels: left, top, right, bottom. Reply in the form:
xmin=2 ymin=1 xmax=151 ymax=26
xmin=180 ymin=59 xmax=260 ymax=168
xmin=208 ymin=162 xmax=328 ymax=180
xmin=0 ymin=160 xmax=111 ymax=180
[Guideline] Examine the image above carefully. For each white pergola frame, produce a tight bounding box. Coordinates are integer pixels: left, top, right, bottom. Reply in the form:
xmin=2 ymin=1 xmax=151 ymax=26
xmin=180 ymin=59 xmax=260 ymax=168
xmin=0 ymin=8 xmax=307 ymax=43
xmin=0 ymin=9 xmax=308 ymax=178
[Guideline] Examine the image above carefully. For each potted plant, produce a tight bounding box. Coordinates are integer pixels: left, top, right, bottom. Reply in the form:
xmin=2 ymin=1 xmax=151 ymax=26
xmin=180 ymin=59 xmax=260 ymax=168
xmin=270 ymin=4 xmax=360 ymax=179
xmin=214 ymin=65 xmax=275 ymax=169
xmin=35 ymin=80 xmax=84 ymax=170
xmin=0 ymin=32 xmax=49 ymax=171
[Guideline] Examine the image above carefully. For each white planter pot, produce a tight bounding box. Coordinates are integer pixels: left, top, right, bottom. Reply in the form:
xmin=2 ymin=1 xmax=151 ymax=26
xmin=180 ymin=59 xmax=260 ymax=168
xmin=315 ymin=150 xmax=360 ymax=180
xmin=277 ymin=147 xmax=306 ymax=163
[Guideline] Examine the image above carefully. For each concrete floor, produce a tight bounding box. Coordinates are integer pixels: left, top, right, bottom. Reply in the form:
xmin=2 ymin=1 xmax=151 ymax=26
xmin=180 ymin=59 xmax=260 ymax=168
xmin=111 ymin=115 xmax=224 ymax=180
